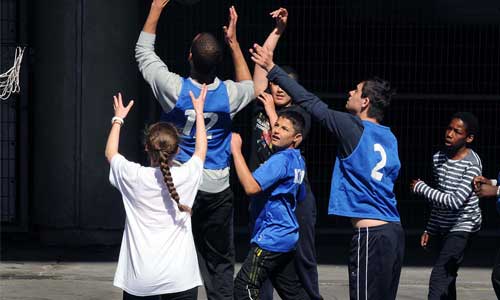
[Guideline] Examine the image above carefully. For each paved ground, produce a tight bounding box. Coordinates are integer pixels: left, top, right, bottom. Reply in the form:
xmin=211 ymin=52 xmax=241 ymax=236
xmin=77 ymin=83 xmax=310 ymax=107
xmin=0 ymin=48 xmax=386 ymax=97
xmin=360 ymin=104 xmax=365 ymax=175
xmin=1 ymin=234 xmax=499 ymax=299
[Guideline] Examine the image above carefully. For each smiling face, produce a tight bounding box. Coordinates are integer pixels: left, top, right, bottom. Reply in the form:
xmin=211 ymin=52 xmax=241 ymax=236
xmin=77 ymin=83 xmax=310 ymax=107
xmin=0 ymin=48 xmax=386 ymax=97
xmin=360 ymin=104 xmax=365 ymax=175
xmin=444 ymin=118 xmax=474 ymax=150
xmin=271 ymin=116 xmax=302 ymax=149
xmin=269 ymin=81 xmax=293 ymax=107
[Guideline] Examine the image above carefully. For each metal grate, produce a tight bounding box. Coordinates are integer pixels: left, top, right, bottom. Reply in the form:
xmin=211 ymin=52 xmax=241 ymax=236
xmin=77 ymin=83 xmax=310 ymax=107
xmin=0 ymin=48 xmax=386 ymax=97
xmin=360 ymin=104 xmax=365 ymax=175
xmin=148 ymin=0 xmax=500 ymax=232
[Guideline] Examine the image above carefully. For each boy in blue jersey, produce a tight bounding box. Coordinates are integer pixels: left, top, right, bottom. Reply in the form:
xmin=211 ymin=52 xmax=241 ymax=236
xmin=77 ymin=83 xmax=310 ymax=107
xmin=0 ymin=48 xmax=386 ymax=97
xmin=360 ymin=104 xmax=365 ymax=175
xmin=473 ymin=172 xmax=500 ymax=299
xmin=250 ymin=45 xmax=404 ymax=300
xmin=231 ymin=110 xmax=309 ymax=300
xmin=249 ymin=8 xmax=322 ymax=300
xmin=136 ymin=1 xmax=254 ymax=299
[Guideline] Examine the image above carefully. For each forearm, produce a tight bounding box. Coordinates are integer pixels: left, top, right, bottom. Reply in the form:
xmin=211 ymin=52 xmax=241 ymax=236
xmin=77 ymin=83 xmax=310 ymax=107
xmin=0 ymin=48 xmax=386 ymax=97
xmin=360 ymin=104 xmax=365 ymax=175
xmin=267 ymin=65 xmax=340 ymax=133
xmin=254 ymin=29 xmax=282 ymax=95
xmin=193 ymin=112 xmax=207 ymax=161
xmin=414 ymin=180 xmax=470 ymax=210
xmin=264 ymin=106 xmax=278 ymax=127
xmin=232 ymin=150 xmax=261 ymax=195
xmin=105 ymin=123 xmax=122 ymax=163
xmin=142 ymin=5 xmax=164 ymax=34
xmin=230 ymin=43 xmax=252 ymax=82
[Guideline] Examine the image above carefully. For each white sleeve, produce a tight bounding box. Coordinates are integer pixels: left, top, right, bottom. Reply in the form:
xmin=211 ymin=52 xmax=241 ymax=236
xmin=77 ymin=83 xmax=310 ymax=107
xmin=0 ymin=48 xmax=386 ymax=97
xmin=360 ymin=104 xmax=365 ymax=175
xmin=172 ymin=156 xmax=204 ymax=208
xmin=225 ymin=79 xmax=255 ymax=118
xmin=135 ymin=31 xmax=183 ymax=113
xmin=109 ymin=154 xmax=141 ymax=194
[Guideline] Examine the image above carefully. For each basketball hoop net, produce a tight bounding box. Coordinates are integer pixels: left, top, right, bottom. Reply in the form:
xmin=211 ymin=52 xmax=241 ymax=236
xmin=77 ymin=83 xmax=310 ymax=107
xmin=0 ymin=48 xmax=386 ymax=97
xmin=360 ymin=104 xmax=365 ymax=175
xmin=0 ymin=46 xmax=26 ymax=101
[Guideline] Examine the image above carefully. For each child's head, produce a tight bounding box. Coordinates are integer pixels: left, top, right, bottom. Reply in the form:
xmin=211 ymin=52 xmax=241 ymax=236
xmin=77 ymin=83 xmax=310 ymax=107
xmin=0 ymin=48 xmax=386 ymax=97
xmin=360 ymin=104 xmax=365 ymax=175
xmin=145 ymin=122 xmax=188 ymax=212
xmin=444 ymin=112 xmax=478 ymax=150
xmin=271 ymin=110 xmax=304 ymax=150
xmin=145 ymin=122 xmax=179 ymax=164
xmin=189 ymin=33 xmax=222 ymax=75
xmin=346 ymin=77 xmax=395 ymax=122
xmin=269 ymin=66 xmax=298 ymax=107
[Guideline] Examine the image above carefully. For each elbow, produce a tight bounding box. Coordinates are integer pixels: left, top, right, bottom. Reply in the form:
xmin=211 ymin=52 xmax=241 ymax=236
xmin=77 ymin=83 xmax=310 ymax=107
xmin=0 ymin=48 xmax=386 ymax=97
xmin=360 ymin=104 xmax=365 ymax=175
xmin=244 ymin=185 xmax=261 ymax=196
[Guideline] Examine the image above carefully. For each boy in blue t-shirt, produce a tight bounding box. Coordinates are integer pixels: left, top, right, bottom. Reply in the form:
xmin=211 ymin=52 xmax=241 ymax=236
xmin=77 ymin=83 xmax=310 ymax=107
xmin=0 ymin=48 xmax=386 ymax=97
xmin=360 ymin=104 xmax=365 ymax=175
xmin=231 ymin=110 xmax=309 ymax=300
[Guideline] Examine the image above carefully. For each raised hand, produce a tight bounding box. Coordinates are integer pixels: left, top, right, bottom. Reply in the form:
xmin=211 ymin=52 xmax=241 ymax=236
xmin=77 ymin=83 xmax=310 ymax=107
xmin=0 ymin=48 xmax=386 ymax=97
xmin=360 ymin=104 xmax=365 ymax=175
xmin=223 ymin=6 xmax=238 ymax=46
xmin=189 ymin=84 xmax=208 ymax=114
xmin=250 ymin=43 xmax=275 ymax=72
xmin=151 ymin=0 xmax=170 ymax=11
xmin=258 ymin=92 xmax=275 ymax=111
xmin=270 ymin=8 xmax=288 ymax=34
xmin=113 ymin=93 xmax=134 ymax=119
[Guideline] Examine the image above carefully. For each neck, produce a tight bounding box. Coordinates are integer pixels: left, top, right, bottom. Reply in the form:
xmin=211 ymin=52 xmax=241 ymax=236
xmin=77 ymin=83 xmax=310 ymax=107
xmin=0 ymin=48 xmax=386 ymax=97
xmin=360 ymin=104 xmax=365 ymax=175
xmin=446 ymin=146 xmax=469 ymax=160
xmin=190 ymin=68 xmax=215 ymax=85
xmin=359 ymin=114 xmax=379 ymax=124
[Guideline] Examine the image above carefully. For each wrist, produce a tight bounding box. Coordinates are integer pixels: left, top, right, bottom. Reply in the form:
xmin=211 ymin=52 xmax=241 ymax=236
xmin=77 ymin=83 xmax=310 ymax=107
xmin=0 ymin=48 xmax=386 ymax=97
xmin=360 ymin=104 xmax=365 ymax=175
xmin=111 ymin=116 xmax=124 ymax=126
xmin=228 ymin=41 xmax=241 ymax=51
xmin=265 ymin=63 xmax=275 ymax=73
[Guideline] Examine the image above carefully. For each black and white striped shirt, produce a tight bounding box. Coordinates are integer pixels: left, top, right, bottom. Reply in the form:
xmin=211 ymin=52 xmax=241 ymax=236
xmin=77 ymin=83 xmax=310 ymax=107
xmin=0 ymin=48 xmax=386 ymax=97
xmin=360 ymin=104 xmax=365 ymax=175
xmin=414 ymin=149 xmax=482 ymax=234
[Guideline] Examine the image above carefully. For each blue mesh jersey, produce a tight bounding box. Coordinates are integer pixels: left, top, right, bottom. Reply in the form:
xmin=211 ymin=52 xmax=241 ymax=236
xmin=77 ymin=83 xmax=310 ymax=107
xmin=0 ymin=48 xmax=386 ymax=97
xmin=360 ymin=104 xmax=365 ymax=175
xmin=161 ymin=78 xmax=231 ymax=170
xmin=329 ymin=121 xmax=401 ymax=222
xmin=251 ymin=148 xmax=306 ymax=252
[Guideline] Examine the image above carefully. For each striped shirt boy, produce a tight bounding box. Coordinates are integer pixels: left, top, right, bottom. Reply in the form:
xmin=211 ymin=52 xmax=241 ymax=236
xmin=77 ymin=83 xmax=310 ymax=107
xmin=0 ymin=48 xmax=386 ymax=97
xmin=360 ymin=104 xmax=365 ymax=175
xmin=414 ymin=149 xmax=482 ymax=234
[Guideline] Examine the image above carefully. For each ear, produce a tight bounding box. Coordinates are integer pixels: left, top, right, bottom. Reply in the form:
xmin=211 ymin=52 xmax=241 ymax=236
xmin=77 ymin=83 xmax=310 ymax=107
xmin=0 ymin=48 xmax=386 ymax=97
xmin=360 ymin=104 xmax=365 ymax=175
xmin=361 ymin=96 xmax=370 ymax=109
xmin=293 ymin=133 xmax=303 ymax=148
xmin=466 ymin=134 xmax=474 ymax=143
xmin=188 ymin=52 xmax=192 ymax=61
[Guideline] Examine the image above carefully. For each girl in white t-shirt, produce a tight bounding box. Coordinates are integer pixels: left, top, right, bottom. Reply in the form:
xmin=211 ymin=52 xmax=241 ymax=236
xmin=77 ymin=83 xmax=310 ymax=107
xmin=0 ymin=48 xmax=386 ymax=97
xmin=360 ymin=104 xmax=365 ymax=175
xmin=105 ymin=85 xmax=208 ymax=300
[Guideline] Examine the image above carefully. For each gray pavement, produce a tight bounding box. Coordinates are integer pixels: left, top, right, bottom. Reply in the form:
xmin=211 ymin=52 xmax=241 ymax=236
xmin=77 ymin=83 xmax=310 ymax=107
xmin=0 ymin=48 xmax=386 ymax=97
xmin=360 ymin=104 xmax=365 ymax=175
xmin=0 ymin=261 xmax=496 ymax=300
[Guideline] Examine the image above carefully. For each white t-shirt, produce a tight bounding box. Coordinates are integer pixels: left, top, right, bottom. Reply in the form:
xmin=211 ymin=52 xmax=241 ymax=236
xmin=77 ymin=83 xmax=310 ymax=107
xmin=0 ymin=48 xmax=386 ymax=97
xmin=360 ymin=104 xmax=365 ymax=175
xmin=109 ymin=154 xmax=203 ymax=296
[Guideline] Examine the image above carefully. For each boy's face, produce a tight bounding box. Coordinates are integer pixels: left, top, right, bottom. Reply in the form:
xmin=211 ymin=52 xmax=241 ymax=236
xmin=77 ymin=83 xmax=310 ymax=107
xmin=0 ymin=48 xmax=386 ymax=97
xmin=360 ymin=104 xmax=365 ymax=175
xmin=346 ymin=82 xmax=368 ymax=114
xmin=269 ymin=81 xmax=292 ymax=107
xmin=271 ymin=117 xmax=302 ymax=149
xmin=444 ymin=118 xmax=474 ymax=149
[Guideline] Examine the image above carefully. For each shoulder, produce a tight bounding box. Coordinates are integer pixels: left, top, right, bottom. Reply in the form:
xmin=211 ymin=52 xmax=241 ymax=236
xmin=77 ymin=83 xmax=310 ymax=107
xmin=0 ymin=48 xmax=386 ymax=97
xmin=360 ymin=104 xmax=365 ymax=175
xmin=463 ymin=149 xmax=482 ymax=169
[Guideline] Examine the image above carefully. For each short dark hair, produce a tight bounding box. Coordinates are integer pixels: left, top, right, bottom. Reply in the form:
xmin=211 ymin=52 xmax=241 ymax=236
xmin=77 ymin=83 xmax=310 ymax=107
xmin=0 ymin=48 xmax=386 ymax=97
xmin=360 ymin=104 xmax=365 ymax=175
xmin=278 ymin=110 xmax=305 ymax=135
xmin=451 ymin=112 xmax=479 ymax=136
xmin=361 ymin=77 xmax=395 ymax=122
xmin=191 ymin=33 xmax=222 ymax=74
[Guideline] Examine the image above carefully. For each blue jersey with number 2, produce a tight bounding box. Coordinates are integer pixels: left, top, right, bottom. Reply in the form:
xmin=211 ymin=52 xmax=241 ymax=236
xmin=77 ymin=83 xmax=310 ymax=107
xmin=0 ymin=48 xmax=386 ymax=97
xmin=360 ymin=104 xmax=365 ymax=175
xmin=161 ymin=78 xmax=231 ymax=169
xmin=329 ymin=120 xmax=401 ymax=222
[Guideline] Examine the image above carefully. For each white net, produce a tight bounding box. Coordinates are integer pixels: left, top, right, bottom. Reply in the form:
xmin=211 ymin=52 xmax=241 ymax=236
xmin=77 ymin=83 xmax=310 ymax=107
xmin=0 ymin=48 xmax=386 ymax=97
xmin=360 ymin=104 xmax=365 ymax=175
xmin=0 ymin=46 xmax=25 ymax=100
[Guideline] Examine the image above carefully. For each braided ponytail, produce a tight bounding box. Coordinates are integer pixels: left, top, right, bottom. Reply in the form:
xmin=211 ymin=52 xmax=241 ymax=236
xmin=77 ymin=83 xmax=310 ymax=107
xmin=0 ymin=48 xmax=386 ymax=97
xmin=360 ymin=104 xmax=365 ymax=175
xmin=145 ymin=122 xmax=190 ymax=213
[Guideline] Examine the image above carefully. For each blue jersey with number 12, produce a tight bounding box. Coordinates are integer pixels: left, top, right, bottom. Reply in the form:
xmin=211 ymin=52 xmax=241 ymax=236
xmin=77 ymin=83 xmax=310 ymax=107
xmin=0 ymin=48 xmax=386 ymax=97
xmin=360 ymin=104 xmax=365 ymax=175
xmin=329 ymin=120 xmax=401 ymax=222
xmin=161 ymin=78 xmax=231 ymax=170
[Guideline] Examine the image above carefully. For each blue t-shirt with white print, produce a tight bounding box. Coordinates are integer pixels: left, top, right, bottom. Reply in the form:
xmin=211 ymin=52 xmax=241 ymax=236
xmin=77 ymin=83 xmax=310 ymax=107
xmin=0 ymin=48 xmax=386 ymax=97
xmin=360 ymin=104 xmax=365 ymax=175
xmin=252 ymin=148 xmax=306 ymax=252
xmin=161 ymin=78 xmax=231 ymax=170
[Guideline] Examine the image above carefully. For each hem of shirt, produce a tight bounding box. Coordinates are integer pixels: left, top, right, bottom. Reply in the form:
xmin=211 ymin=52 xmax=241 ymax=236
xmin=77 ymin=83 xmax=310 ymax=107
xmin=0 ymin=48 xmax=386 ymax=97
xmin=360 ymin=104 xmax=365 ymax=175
xmin=113 ymin=280 xmax=203 ymax=297
xmin=254 ymin=241 xmax=296 ymax=253
xmin=427 ymin=227 xmax=481 ymax=235
xmin=328 ymin=210 xmax=401 ymax=223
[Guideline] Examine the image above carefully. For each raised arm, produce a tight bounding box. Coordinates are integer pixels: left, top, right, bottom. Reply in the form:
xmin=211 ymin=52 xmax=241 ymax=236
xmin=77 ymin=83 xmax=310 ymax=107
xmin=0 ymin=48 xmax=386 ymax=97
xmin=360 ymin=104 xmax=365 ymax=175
xmin=223 ymin=6 xmax=251 ymax=82
xmin=250 ymin=44 xmax=364 ymax=153
xmin=189 ymin=85 xmax=208 ymax=162
xmin=105 ymin=93 xmax=134 ymax=163
xmin=413 ymin=164 xmax=482 ymax=210
xmin=136 ymin=0 xmax=183 ymax=112
xmin=231 ymin=133 xmax=262 ymax=196
xmin=254 ymin=8 xmax=288 ymax=95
